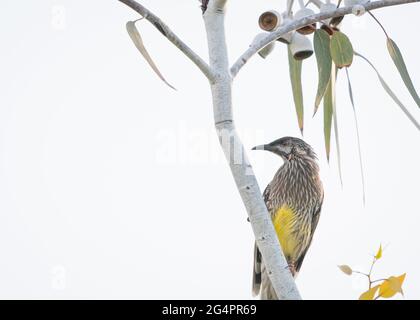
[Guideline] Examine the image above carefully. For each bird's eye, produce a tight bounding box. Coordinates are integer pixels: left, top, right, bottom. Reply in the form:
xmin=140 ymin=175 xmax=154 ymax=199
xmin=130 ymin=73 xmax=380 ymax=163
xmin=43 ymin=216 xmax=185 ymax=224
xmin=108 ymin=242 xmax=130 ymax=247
xmin=295 ymin=146 xmax=306 ymax=155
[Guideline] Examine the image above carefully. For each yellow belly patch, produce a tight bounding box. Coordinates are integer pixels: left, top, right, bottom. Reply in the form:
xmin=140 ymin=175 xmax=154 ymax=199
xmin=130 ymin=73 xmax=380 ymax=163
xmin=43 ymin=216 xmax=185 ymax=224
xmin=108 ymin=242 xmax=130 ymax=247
xmin=273 ymin=205 xmax=297 ymax=258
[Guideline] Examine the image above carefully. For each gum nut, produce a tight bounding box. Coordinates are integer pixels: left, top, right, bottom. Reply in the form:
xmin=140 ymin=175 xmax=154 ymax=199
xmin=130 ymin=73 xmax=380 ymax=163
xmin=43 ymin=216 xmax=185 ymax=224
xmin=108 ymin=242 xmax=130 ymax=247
xmin=276 ymin=17 xmax=294 ymax=44
xmin=259 ymin=10 xmax=282 ymax=31
xmin=290 ymin=33 xmax=313 ymax=60
xmin=251 ymin=33 xmax=275 ymax=57
xmin=330 ymin=15 xmax=344 ymax=27
xmin=277 ymin=30 xmax=294 ymax=44
xmin=320 ymin=24 xmax=335 ymax=36
xmin=277 ymin=33 xmax=293 ymax=44
xmin=258 ymin=42 xmax=276 ymax=59
xmin=294 ymin=8 xmax=317 ymax=35
xmin=352 ymin=4 xmax=366 ymax=16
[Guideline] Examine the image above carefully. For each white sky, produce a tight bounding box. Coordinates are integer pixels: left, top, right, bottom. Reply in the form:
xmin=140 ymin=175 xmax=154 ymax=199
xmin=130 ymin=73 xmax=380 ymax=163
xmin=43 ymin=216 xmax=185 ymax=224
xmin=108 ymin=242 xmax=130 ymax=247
xmin=0 ymin=0 xmax=419 ymax=299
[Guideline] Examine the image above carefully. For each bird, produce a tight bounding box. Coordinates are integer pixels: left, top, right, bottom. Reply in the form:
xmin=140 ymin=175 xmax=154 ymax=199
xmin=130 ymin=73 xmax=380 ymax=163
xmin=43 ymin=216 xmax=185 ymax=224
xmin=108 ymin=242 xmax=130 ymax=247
xmin=251 ymin=136 xmax=324 ymax=300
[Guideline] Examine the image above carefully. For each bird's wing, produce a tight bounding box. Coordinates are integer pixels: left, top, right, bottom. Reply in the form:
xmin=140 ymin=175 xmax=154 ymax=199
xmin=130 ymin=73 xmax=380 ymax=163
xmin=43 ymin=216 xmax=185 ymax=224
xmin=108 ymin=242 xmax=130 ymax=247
xmin=252 ymin=184 xmax=272 ymax=296
xmin=263 ymin=183 xmax=273 ymax=213
xmin=311 ymin=192 xmax=324 ymax=233
xmin=294 ymin=193 xmax=324 ymax=273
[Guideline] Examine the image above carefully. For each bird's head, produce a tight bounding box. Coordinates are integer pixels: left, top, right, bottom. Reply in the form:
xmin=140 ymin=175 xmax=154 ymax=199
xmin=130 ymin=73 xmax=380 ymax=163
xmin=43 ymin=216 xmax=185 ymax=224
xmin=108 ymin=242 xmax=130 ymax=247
xmin=252 ymin=136 xmax=317 ymax=162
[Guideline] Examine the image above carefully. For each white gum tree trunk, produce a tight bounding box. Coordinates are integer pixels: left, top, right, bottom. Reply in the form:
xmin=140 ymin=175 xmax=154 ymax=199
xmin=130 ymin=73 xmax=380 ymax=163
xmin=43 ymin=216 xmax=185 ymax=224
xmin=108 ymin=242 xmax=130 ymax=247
xmin=203 ymin=0 xmax=301 ymax=300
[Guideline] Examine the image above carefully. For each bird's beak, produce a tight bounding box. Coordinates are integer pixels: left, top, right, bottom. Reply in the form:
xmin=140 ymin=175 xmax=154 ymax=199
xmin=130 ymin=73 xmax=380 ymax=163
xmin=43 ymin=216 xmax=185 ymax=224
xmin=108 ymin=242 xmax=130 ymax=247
xmin=251 ymin=144 xmax=274 ymax=151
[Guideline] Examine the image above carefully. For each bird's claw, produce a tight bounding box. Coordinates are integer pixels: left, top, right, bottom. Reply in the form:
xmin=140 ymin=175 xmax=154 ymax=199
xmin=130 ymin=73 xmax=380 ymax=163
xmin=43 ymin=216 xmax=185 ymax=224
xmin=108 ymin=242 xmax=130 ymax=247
xmin=284 ymin=262 xmax=296 ymax=276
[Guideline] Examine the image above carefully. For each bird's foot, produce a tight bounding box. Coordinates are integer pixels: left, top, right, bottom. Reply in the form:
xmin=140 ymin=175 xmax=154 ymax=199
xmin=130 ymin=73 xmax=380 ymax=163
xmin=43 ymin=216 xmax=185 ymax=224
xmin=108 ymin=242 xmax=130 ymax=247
xmin=284 ymin=262 xmax=296 ymax=276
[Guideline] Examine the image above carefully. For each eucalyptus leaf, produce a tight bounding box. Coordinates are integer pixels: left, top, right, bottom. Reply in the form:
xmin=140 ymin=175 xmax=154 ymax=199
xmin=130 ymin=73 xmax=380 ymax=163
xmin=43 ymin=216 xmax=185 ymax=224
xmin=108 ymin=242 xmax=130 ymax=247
xmin=355 ymin=52 xmax=420 ymax=131
xmin=324 ymin=72 xmax=333 ymax=161
xmin=314 ymin=29 xmax=332 ymax=115
xmin=387 ymin=38 xmax=420 ymax=108
xmin=345 ymin=68 xmax=366 ymax=204
xmin=332 ymin=67 xmax=343 ymax=186
xmin=126 ymin=20 xmax=176 ymax=90
xmin=288 ymin=46 xmax=304 ymax=133
xmin=330 ymin=31 xmax=354 ymax=68
xmin=338 ymin=265 xmax=352 ymax=276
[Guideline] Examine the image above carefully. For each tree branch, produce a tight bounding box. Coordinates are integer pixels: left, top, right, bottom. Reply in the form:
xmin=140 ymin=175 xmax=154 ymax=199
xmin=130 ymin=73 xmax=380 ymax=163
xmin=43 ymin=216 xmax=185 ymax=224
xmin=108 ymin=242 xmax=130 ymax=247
xmin=119 ymin=0 xmax=216 ymax=82
xmin=231 ymin=0 xmax=419 ymax=78
xmin=203 ymin=0 xmax=301 ymax=300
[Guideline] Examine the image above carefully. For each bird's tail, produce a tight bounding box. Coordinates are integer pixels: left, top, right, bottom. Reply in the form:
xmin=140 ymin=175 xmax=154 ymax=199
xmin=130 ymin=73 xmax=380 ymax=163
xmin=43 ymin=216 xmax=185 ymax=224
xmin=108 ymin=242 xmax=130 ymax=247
xmin=253 ymin=242 xmax=300 ymax=299
xmin=252 ymin=243 xmax=262 ymax=296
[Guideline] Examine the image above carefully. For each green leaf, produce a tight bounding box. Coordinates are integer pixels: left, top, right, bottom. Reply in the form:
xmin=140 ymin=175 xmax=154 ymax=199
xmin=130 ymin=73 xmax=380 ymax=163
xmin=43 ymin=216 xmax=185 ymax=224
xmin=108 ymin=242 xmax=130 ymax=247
xmin=126 ymin=20 xmax=176 ymax=90
xmin=330 ymin=31 xmax=354 ymax=68
xmin=355 ymin=52 xmax=420 ymax=131
xmin=324 ymin=70 xmax=333 ymax=161
xmin=288 ymin=46 xmax=304 ymax=133
xmin=332 ymin=67 xmax=343 ymax=186
xmin=387 ymin=38 xmax=420 ymax=108
xmin=314 ymin=29 xmax=332 ymax=115
xmin=345 ymin=68 xmax=366 ymax=204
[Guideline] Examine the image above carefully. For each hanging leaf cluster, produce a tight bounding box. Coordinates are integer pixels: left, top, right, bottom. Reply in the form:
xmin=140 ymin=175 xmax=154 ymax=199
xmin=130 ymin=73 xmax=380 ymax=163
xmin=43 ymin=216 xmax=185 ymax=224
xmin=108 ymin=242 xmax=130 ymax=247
xmin=283 ymin=7 xmax=420 ymax=200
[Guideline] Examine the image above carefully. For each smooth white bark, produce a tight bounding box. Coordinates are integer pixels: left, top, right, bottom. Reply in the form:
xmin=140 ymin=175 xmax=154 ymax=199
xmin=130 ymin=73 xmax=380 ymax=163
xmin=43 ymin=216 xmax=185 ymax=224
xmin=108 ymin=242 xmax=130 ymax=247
xmin=203 ymin=0 xmax=301 ymax=300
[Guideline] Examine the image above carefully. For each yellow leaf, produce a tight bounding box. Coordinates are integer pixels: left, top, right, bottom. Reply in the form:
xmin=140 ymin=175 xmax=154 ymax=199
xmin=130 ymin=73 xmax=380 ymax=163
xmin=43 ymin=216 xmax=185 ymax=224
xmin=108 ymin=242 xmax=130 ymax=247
xmin=338 ymin=265 xmax=352 ymax=275
xmin=375 ymin=244 xmax=382 ymax=260
xmin=359 ymin=285 xmax=380 ymax=300
xmin=391 ymin=273 xmax=406 ymax=293
xmin=378 ymin=281 xmax=393 ymax=299
xmin=378 ymin=274 xmax=406 ymax=299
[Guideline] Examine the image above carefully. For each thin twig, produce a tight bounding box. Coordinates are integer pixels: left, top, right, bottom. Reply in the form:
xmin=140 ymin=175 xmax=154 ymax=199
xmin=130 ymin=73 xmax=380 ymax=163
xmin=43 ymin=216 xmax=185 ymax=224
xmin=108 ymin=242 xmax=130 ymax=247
xmin=119 ymin=0 xmax=216 ymax=82
xmin=371 ymin=278 xmax=387 ymax=284
xmin=287 ymin=0 xmax=295 ymax=16
xmin=353 ymin=270 xmax=370 ymax=277
xmin=369 ymin=257 xmax=377 ymax=276
xmin=345 ymin=68 xmax=366 ymax=205
xmin=368 ymin=11 xmax=390 ymax=38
